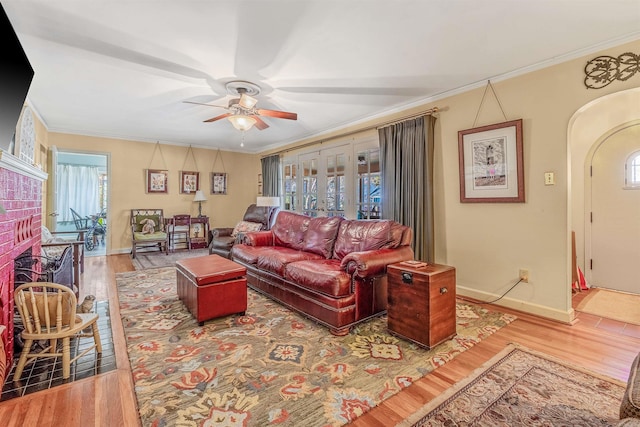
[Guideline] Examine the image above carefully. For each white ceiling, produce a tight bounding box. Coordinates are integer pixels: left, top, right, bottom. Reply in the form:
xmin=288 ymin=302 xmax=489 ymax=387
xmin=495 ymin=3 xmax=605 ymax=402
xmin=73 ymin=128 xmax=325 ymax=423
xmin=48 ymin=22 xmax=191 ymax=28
xmin=4 ymin=1 xmax=640 ymax=153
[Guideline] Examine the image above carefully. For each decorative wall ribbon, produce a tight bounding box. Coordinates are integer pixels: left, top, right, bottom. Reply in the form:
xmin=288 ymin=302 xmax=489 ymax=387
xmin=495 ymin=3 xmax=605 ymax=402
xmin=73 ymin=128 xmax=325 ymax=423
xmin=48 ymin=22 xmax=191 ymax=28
xmin=584 ymin=52 xmax=640 ymax=89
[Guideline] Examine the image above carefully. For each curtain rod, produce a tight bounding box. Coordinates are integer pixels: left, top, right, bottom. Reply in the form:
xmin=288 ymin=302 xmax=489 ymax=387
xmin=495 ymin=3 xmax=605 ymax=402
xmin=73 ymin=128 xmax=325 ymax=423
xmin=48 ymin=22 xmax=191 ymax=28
xmin=263 ymin=106 xmax=440 ymax=158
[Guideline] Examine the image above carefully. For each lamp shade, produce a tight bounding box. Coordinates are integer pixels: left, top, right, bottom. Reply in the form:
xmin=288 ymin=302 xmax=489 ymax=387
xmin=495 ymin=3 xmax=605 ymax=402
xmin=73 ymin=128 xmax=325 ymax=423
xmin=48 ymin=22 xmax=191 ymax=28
xmin=256 ymin=196 xmax=280 ymax=207
xmin=193 ymin=190 xmax=207 ymax=202
xmin=228 ymin=115 xmax=257 ymax=131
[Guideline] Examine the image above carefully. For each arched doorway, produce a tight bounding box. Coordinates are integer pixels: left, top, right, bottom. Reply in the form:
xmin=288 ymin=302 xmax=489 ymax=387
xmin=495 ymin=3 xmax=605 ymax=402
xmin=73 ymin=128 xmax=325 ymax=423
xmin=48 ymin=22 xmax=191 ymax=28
xmin=588 ymin=124 xmax=640 ymax=293
xmin=569 ymin=88 xmax=640 ymax=295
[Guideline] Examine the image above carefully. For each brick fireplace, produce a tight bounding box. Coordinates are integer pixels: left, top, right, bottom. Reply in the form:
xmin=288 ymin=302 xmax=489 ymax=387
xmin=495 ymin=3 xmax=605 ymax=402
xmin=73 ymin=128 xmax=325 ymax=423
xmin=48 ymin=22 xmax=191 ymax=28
xmin=0 ymin=151 xmax=47 ymax=362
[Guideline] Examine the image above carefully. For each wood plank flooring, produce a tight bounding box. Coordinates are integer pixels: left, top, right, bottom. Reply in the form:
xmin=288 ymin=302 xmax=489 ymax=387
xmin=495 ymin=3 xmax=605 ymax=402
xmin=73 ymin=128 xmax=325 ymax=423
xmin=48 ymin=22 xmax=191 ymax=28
xmin=0 ymin=254 xmax=637 ymax=426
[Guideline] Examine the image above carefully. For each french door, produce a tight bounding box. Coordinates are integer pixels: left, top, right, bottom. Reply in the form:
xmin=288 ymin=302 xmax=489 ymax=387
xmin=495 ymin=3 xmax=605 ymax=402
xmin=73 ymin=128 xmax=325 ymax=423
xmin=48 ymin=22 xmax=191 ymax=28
xmin=281 ymin=134 xmax=379 ymax=219
xmin=293 ymin=146 xmax=351 ymax=218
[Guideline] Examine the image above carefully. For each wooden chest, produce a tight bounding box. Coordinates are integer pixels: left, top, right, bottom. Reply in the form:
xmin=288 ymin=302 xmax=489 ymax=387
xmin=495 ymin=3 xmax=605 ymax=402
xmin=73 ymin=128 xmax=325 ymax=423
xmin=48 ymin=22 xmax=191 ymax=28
xmin=387 ymin=262 xmax=456 ymax=348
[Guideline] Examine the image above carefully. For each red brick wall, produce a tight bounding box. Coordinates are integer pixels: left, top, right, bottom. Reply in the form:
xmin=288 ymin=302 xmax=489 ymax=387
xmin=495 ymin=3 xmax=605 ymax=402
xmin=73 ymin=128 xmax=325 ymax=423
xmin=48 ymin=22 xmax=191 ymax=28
xmin=0 ymin=166 xmax=42 ymax=362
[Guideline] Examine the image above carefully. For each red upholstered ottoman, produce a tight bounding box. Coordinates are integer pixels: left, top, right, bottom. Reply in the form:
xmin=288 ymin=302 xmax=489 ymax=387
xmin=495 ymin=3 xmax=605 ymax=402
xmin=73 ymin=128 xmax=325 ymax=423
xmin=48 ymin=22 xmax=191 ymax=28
xmin=176 ymin=254 xmax=247 ymax=325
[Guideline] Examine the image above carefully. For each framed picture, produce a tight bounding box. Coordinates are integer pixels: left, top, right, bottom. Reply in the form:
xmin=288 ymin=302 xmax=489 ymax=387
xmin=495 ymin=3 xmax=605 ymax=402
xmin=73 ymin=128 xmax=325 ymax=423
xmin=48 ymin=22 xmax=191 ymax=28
xmin=458 ymin=119 xmax=524 ymax=203
xmin=211 ymin=172 xmax=227 ymax=195
xmin=190 ymin=222 xmax=204 ymax=239
xmin=146 ymin=169 xmax=169 ymax=194
xmin=179 ymin=170 xmax=200 ymax=194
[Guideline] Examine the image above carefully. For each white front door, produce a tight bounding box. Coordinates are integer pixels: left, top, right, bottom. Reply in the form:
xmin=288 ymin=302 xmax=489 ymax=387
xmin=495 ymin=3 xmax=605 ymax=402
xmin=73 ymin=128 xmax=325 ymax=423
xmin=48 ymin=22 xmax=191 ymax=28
xmin=590 ymin=125 xmax=640 ymax=294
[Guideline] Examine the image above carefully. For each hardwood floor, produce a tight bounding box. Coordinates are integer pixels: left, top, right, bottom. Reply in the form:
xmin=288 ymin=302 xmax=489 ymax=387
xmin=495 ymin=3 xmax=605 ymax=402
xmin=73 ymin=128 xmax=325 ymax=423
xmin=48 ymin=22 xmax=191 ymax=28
xmin=0 ymin=255 xmax=638 ymax=426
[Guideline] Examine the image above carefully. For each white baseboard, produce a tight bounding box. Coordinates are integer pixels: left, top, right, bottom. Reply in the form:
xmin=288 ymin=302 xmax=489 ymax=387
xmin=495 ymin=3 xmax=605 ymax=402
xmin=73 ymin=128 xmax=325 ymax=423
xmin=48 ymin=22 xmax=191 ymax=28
xmin=457 ymin=286 xmax=576 ymax=324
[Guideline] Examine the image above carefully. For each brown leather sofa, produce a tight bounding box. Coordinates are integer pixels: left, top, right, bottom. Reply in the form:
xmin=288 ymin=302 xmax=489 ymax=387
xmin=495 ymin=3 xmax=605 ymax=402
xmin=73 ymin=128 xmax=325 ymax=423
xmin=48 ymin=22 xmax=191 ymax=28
xmin=231 ymin=211 xmax=414 ymax=335
xmin=209 ymin=204 xmax=280 ymax=258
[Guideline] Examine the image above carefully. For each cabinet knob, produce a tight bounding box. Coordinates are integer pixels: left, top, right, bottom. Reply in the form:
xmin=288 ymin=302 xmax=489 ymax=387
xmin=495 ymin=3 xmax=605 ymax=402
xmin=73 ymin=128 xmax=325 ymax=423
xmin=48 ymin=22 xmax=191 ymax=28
xmin=440 ymin=287 xmax=448 ymax=294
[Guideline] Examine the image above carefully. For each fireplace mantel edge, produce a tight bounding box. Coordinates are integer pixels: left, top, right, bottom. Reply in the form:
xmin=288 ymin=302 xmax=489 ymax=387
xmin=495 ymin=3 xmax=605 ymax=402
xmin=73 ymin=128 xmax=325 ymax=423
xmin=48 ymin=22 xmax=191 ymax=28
xmin=0 ymin=149 xmax=48 ymax=181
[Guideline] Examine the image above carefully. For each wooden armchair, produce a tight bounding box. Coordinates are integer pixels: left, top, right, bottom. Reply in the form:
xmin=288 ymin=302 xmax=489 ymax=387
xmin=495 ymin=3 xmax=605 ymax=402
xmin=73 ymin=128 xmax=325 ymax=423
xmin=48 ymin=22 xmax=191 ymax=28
xmin=13 ymin=282 xmax=102 ymax=380
xmin=169 ymin=214 xmax=191 ymax=251
xmin=130 ymin=209 xmax=169 ymax=258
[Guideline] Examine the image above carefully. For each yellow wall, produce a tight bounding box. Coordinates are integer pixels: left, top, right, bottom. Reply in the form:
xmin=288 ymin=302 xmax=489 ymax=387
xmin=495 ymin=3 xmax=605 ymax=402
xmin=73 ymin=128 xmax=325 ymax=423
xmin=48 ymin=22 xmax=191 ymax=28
xmin=44 ymin=133 xmax=260 ymax=253
xmin=261 ymin=38 xmax=640 ymax=322
xmin=31 ymin=38 xmax=640 ymax=322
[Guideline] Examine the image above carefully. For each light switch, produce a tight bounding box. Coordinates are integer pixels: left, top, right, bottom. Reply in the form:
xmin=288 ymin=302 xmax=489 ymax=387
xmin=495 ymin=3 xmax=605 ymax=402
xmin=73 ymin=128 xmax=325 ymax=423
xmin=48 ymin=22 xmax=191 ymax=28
xmin=544 ymin=172 xmax=555 ymax=185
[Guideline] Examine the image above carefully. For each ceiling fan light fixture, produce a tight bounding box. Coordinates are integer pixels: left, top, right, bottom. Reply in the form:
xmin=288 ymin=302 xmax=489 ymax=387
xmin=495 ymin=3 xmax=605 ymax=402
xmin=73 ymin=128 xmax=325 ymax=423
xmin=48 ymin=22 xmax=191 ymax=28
xmin=239 ymin=93 xmax=258 ymax=109
xmin=228 ymin=114 xmax=257 ymax=131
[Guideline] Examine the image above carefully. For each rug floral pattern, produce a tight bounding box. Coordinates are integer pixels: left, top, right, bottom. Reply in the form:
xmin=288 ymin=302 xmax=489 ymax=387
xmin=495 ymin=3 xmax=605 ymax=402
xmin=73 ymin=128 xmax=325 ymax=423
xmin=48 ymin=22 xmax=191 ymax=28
xmin=117 ymin=267 xmax=516 ymax=427
xmin=405 ymin=345 xmax=626 ymax=427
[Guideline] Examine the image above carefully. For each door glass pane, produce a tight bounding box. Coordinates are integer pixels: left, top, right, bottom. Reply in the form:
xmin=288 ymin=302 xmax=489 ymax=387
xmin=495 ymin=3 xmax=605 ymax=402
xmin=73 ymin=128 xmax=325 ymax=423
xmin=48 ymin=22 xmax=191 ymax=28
xmin=326 ymin=153 xmax=346 ymax=217
xmin=302 ymin=158 xmax=318 ymax=217
xmin=356 ymin=149 xmax=381 ymax=219
xmin=283 ymin=162 xmax=297 ymax=211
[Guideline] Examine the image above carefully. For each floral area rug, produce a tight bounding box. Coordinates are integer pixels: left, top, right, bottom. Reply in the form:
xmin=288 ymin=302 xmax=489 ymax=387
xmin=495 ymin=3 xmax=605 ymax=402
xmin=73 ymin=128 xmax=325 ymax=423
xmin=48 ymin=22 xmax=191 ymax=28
xmin=400 ymin=344 xmax=626 ymax=427
xmin=131 ymin=248 xmax=209 ymax=270
xmin=116 ymin=267 xmax=516 ymax=427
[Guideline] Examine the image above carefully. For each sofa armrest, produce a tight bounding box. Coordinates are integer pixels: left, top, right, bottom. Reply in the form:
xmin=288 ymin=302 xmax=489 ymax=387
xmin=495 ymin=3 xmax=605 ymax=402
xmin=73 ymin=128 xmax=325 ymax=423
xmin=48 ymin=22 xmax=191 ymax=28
xmin=211 ymin=227 xmax=234 ymax=238
xmin=340 ymin=246 xmax=414 ymax=278
xmin=242 ymin=230 xmax=274 ymax=246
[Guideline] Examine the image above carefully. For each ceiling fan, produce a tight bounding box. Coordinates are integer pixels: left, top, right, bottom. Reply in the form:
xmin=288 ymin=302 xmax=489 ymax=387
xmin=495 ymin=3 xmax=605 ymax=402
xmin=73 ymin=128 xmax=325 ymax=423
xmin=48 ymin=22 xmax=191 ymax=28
xmin=185 ymin=81 xmax=297 ymax=131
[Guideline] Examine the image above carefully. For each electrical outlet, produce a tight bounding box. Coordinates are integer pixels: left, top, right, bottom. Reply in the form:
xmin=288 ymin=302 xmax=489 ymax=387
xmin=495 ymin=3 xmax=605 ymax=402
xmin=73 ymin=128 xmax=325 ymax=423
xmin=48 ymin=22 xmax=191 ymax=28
xmin=519 ymin=269 xmax=530 ymax=283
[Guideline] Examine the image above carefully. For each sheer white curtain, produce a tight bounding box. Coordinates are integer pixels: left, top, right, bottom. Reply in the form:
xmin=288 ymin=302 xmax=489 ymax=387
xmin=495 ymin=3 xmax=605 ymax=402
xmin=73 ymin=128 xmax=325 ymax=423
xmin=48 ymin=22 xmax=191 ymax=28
xmin=57 ymin=164 xmax=101 ymax=222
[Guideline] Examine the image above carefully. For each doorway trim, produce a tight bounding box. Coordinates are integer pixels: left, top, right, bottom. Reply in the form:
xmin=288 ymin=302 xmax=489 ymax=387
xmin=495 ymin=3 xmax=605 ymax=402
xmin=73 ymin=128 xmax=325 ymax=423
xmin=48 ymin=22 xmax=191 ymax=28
xmin=568 ymin=87 xmax=640 ymax=287
xmin=47 ymin=147 xmax=111 ymax=254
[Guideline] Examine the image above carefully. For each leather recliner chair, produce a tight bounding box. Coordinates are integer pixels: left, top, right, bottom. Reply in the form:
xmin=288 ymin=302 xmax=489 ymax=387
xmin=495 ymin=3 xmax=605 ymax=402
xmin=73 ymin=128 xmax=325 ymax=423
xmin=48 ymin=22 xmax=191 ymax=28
xmin=208 ymin=204 xmax=279 ymax=259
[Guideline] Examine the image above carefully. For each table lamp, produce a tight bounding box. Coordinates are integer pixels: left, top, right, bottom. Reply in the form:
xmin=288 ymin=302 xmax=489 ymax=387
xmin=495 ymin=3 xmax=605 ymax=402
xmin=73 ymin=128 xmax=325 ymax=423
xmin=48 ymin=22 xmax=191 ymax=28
xmin=193 ymin=190 xmax=207 ymax=217
xmin=256 ymin=196 xmax=280 ymax=207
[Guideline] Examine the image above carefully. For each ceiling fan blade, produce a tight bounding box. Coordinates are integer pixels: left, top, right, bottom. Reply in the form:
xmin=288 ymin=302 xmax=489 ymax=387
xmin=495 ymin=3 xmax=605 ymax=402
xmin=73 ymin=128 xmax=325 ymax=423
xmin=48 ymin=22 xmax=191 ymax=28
xmin=184 ymin=101 xmax=229 ymax=110
xmin=204 ymin=112 xmax=232 ymax=123
xmin=252 ymin=116 xmax=270 ymax=130
xmin=257 ymin=109 xmax=298 ymax=120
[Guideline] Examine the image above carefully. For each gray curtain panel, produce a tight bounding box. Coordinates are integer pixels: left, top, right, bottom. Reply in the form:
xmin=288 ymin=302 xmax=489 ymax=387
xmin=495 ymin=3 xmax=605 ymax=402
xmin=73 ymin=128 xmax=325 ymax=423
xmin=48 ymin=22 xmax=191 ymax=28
xmin=261 ymin=154 xmax=280 ymax=197
xmin=379 ymin=115 xmax=436 ymax=262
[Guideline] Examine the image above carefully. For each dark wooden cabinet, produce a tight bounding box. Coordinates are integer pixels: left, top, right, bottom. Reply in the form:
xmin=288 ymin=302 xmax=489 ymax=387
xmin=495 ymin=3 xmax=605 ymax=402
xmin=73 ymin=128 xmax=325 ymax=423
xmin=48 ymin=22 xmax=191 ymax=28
xmin=387 ymin=262 xmax=456 ymax=348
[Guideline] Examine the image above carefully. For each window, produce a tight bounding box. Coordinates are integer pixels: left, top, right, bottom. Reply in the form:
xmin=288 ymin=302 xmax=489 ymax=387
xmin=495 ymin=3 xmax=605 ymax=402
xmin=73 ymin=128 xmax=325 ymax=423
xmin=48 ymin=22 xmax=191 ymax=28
xmin=283 ymin=161 xmax=297 ymax=211
xmin=356 ymin=149 xmax=381 ymax=219
xmin=280 ymin=134 xmax=379 ymax=218
xmin=626 ymin=151 xmax=640 ymax=188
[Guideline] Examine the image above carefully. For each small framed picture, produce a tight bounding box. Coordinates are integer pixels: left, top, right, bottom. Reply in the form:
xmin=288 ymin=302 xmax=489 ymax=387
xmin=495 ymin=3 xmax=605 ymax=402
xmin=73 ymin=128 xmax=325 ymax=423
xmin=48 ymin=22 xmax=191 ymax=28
xmin=190 ymin=222 xmax=204 ymax=238
xmin=211 ymin=172 xmax=227 ymax=195
xmin=458 ymin=119 xmax=524 ymax=203
xmin=179 ymin=170 xmax=200 ymax=194
xmin=146 ymin=169 xmax=169 ymax=194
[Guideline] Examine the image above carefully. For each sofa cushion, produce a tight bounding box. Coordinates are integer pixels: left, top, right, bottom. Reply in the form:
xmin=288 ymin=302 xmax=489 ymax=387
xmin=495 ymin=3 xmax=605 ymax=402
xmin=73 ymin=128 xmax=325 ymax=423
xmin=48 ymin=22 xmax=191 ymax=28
xmin=271 ymin=211 xmax=310 ymax=250
xmin=133 ymin=231 xmax=167 ymax=241
xmin=256 ymin=246 xmax=324 ymax=277
xmin=301 ymin=216 xmax=343 ymax=258
xmin=231 ymin=220 xmax=262 ymax=237
xmin=333 ymin=220 xmax=392 ymax=259
xmin=231 ymin=244 xmax=274 ymax=265
xmin=284 ymin=259 xmax=351 ymax=297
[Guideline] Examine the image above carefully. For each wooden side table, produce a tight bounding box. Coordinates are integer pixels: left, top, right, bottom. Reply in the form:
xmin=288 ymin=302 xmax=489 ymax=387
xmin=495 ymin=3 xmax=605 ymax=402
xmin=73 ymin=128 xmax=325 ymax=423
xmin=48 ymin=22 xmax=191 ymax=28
xmin=387 ymin=262 xmax=456 ymax=348
xmin=189 ymin=216 xmax=209 ymax=249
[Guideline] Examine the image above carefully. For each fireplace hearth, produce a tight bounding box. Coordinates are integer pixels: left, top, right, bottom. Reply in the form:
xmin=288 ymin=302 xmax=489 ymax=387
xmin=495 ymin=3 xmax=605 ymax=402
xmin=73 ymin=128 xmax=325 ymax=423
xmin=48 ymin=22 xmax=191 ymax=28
xmin=0 ymin=150 xmax=47 ymax=362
